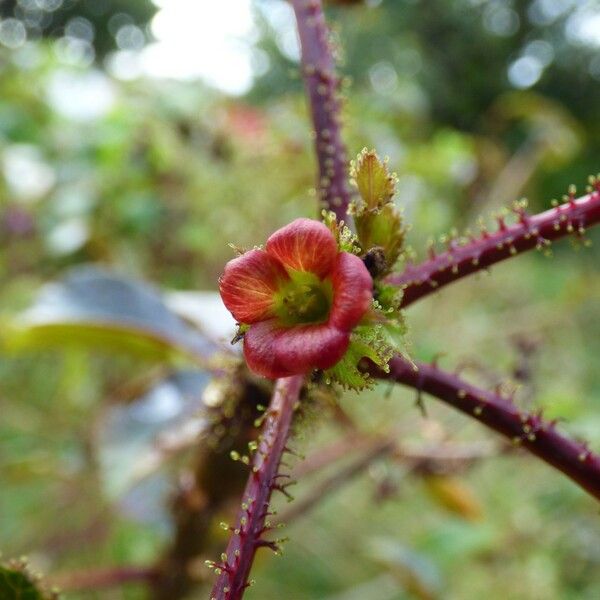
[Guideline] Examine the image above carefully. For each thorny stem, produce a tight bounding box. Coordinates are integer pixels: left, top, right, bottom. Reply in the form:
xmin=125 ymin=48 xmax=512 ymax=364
xmin=209 ymin=375 xmax=304 ymax=600
xmin=291 ymin=0 xmax=353 ymax=222
xmin=391 ymin=187 xmax=600 ymax=308
xmin=371 ymin=356 xmax=600 ymax=501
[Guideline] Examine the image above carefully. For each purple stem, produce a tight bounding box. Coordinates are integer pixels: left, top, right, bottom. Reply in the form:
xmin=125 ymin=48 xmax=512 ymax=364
xmin=370 ymin=356 xmax=600 ymax=500
xmin=210 ymin=4 xmax=350 ymax=597
xmin=291 ymin=0 xmax=353 ymax=221
xmin=209 ymin=375 xmax=304 ymax=600
xmin=390 ymin=187 xmax=600 ymax=308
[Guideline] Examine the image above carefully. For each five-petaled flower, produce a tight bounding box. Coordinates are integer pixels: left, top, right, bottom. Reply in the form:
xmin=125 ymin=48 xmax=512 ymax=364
xmin=219 ymin=218 xmax=373 ymax=378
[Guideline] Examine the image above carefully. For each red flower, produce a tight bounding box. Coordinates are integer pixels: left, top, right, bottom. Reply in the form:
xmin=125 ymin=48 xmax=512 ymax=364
xmin=219 ymin=218 xmax=373 ymax=378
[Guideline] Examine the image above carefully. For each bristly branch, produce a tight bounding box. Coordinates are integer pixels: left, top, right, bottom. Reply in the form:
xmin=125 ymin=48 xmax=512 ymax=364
xmin=370 ymin=356 xmax=600 ymax=501
xmin=291 ymin=0 xmax=352 ymax=222
xmin=390 ymin=185 xmax=600 ymax=308
xmin=209 ymin=375 xmax=304 ymax=600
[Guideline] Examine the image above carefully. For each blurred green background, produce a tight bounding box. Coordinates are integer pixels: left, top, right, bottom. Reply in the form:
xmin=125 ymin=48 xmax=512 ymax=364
xmin=1 ymin=0 xmax=599 ymax=598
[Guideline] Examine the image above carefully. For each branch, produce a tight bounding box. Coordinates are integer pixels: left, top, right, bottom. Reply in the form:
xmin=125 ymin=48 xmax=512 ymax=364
xmin=390 ymin=186 xmax=600 ymax=308
xmin=51 ymin=565 xmax=157 ymax=591
xmin=277 ymin=436 xmax=394 ymax=524
xmin=370 ymin=356 xmax=600 ymax=501
xmin=209 ymin=375 xmax=304 ymax=600
xmin=292 ymin=433 xmax=376 ymax=478
xmin=279 ymin=435 xmax=497 ymax=525
xmin=295 ymin=434 xmax=499 ymax=481
xmin=291 ymin=0 xmax=352 ymax=221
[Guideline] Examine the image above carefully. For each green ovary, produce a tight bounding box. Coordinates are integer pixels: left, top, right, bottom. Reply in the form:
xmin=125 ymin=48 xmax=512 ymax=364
xmin=274 ymin=271 xmax=333 ymax=326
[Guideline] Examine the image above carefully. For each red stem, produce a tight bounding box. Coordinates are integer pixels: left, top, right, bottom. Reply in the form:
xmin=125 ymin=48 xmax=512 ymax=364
xmin=390 ymin=187 xmax=600 ymax=308
xmin=209 ymin=375 xmax=304 ymax=600
xmin=291 ymin=0 xmax=353 ymax=222
xmin=371 ymin=356 xmax=600 ymax=500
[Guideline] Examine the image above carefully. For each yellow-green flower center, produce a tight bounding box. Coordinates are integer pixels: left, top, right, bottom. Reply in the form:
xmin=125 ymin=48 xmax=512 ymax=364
xmin=274 ymin=271 xmax=332 ymax=326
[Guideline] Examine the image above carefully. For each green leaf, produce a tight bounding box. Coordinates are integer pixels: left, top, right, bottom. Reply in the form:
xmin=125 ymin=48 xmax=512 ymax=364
xmin=0 ymin=561 xmax=59 ymax=600
xmin=4 ymin=267 xmax=216 ymax=365
xmin=324 ymin=324 xmax=394 ymax=391
xmin=324 ymin=338 xmax=379 ymax=390
xmin=373 ymin=284 xmax=407 ymax=338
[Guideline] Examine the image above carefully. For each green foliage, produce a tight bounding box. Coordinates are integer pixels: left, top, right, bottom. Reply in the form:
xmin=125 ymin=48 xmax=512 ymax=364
xmin=0 ymin=0 xmax=156 ymax=60
xmin=254 ymin=0 xmax=600 ymax=132
xmin=0 ymin=560 xmax=58 ymax=600
xmin=4 ymin=268 xmax=214 ymax=365
xmin=8 ymin=322 xmax=183 ymax=363
xmin=324 ymin=323 xmax=394 ymax=390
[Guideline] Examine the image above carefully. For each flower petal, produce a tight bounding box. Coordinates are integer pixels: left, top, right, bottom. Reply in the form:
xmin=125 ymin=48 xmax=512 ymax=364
xmin=275 ymin=324 xmax=350 ymax=373
xmin=330 ymin=252 xmax=373 ymax=330
xmin=266 ymin=218 xmax=338 ymax=278
xmin=243 ymin=320 xmax=295 ymax=379
xmin=219 ymin=249 xmax=289 ymax=323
